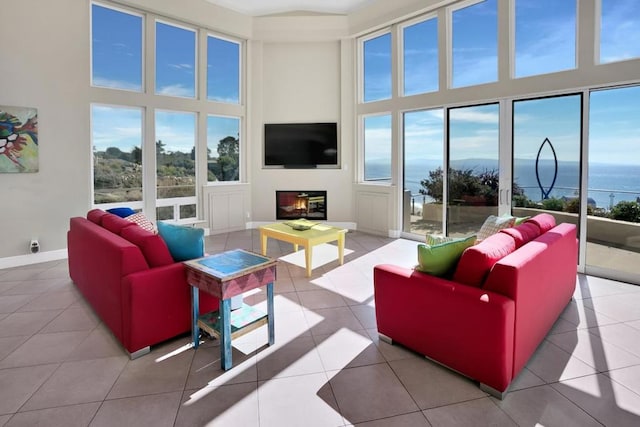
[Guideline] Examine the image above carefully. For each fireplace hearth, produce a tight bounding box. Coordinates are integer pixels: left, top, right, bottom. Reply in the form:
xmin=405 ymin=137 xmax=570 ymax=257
xmin=276 ymin=190 xmax=327 ymax=220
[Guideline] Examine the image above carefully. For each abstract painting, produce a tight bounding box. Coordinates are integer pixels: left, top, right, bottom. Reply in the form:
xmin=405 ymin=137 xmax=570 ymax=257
xmin=0 ymin=106 xmax=38 ymax=173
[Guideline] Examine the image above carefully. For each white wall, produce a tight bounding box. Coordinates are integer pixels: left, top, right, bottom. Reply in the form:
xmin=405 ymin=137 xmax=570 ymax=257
xmin=248 ymin=16 xmax=355 ymax=223
xmin=0 ymin=0 xmax=90 ymax=259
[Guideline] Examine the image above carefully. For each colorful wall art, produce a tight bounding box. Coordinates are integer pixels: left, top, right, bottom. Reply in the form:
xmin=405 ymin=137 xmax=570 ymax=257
xmin=0 ymin=106 xmax=38 ymax=173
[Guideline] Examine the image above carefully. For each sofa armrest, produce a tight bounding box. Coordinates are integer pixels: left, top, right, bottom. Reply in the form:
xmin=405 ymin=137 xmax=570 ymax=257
xmin=121 ymin=263 xmax=219 ymax=353
xmin=374 ymin=264 xmax=515 ymax=392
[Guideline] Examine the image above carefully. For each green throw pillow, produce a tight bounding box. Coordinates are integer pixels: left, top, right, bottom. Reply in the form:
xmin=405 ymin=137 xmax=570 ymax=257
xmin=157 ymin=221 xmax=204 ymax=262
xmin=514 ymin=215 xmax=530 ymax=225
xmin=416 ymin=235 xmax=477 ymax=276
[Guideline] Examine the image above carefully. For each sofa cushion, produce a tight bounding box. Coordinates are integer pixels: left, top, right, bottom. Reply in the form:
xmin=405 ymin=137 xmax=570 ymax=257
xmin=499 ymin=222 xmax=541 ymax=248
xmin=477 ymin=215 xmax=516 ymax=241
xmin=106 ymin=207 xmax=136 ymax=218
xmin=87 ymin=209 xmax=108 ymax=225
xmin=102 ymin=213 xmax=137 ymax=235
xmin=526 ymin=213 xmax=556 ymax=233
xmin=120 ymin=225 xmax=173 ymax=268
xmin=453 ymin=232 xmax=517 ymax=287
xmin=124 ymin=212 xmax=156 ymax=233
xmin=157 ymin=222 xmax=205 ymax=262
xmin=416 ymin=235 xmax=476 ymax=277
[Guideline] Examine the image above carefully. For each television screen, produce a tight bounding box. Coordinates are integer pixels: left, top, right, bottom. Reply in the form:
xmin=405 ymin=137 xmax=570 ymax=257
xmin=264 ymin=122 xmax=338 ymax=168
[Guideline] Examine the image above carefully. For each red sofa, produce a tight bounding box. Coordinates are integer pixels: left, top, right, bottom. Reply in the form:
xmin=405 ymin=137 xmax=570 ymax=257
xmin=373 ymin=214 xmax=577 ymax=398
xmin=67 ymin=209 xmax=218 ymax=357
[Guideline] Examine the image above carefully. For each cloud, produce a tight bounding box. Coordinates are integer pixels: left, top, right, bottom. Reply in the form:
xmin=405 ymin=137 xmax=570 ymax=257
xmin=156 ymin=84 xmax=195 ymax=98
xmin=92 ymin=77 xmax=141 ymax=91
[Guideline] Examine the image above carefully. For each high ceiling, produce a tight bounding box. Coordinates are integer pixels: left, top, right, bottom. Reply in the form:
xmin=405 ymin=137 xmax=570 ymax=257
xmin=204 ymin=0 xmax=377 ymax=16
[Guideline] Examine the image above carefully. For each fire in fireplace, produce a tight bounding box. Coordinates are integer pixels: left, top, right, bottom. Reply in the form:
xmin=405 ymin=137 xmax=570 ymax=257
xmin=276 ymin=190 xmax=327 ymax=220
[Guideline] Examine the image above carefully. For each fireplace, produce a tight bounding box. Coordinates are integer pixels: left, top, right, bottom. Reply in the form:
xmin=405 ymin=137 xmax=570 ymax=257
xmin=276 ymin=190 xmax=327 ymax=220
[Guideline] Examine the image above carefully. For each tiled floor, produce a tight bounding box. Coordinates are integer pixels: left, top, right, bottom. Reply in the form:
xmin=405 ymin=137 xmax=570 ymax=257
xmin=1 ymin=230 xmax=640 ymax=426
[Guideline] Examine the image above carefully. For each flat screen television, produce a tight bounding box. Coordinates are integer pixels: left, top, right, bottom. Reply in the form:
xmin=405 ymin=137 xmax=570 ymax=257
xmin=264 ymin=122 xmax=338 ymax=168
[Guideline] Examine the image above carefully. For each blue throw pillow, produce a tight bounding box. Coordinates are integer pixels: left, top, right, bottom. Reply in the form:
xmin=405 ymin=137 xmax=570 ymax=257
xmin=106 ymin=207 xmax=136 ymax=218
xmin=157 ymin=221 xmax=204 ymax=262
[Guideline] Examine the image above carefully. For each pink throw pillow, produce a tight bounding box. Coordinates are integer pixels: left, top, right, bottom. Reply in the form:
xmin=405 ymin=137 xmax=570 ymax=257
xmin=120 ymin=225 xmax=173 ymax=268
xmin=101 ymin=213 xmax=137 ymax=235
xmin=453 ymin=232 xmax=516 ymax=287
xmin=499 ymin=222 xmax=541 ymax=248
xmin=526 ymin=213 xmax=556 ymax=234
xmin=87 ymin=209 xmax=108 ymax=225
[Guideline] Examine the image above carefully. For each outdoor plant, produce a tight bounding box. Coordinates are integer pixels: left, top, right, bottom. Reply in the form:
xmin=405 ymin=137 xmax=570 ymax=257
xmin=541 ymin=197 xmax=565 ymax=212
xmin=610 ymin=201 xmax=640 ymax=223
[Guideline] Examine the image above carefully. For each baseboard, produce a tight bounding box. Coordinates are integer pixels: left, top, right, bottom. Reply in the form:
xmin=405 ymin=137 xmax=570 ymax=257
xmin=0 ymin=249 xmax=68 ymax=270
xmin=248 ymin=221 xmax=357 ymax=230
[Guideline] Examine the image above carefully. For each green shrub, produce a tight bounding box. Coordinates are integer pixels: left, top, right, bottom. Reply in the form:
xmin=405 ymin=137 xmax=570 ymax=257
xmin=610 ymin=201 xmax=640 ymax=223
xmin=565 ymin=198 xmax=593 ymax=215
xmin=541 ymin=197 xmax=565 ymax=211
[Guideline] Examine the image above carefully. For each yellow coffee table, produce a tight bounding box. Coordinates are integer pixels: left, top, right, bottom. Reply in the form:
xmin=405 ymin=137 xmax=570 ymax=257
xmin=259 ymin=219 xmax=347 ymax=277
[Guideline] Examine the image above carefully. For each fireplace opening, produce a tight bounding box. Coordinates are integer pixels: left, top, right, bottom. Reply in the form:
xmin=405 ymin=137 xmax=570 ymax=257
xmin=276 ymin=190 xmax=327 ymax=220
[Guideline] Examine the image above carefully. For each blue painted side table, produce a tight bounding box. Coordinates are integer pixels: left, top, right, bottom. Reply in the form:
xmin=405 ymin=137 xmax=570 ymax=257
xmin=183 ymin=249 xmax=277 ymax=370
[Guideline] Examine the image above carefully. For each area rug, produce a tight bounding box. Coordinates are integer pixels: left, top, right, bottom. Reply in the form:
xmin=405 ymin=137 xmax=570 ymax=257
xmin=279 ymin=243 xmax=354 ymax=270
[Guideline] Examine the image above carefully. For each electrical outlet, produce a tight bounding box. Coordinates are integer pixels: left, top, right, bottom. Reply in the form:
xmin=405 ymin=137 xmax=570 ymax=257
xmin=30 ymin=239 xmax=40 ymax=254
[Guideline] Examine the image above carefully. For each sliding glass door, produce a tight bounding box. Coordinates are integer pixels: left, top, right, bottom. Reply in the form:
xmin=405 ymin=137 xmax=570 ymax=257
xmin=512 ymin=95 xmax=583 ymax=239
xmin=447 ymin=104 xmax=500 ymax=236
xmin=587 ymin=86 xmax=640 ymax=282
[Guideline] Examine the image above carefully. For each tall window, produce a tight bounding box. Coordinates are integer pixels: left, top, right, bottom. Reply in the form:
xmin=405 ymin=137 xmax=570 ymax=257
xmin=362 ymin=32 xmax=392 ymax=102
xmin=600 ymin=0 xmax=640 ymax=63
xmin=402 ymin=17 xmax=438 ymax=96
xmin=363 ymin=114 xmax=392 ymax=181
xmin=155 ymin=21 xmax=196 ymax=98
xmin=91 ymin=105 xmax=143 ymax=205
xmin=207 ymin=116 xmax=240 ymax=182
xmin=515 ymin=0 xmax=576 ymax=77
xmin=403 ymin=109 xmax=444 ymax=234
xmin=155 ymin=111 xmax=196 ymax=220
xmin=450 ymin=0 xmax=498 ymax=88
xmin=91 ymin=3 xmax=142 ymax=91
xmin=208 ymin=36 xmax=240 ymax=103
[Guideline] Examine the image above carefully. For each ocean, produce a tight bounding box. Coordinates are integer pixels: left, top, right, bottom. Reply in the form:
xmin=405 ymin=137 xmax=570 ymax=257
xmin=368 ymin=159 xmax=640 ymax=209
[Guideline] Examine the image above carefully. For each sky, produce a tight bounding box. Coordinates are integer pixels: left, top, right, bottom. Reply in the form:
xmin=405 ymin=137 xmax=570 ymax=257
xmin=91 ymin=1 xmax=639 ymax=171
xmin=91 ymin=3 xmax=240 ymax=155
xmin=364 ymin=0 xmax=640 ymax=170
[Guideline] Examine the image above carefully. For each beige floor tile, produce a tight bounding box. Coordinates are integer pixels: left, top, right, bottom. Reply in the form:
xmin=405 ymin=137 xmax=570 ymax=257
xmin=21 ymin=356 xmax=128 ymax=411
xmin=348 ymin=412 xmax=430 ymax=427
xmin=297 ymin=289 xmax=347 ymax=310
xmin=605 ymin=364 xmax=640 ymax=396
xmin=303 ymin=306 xmax=365 ymax=336
xmin=495 ymin=384 xmax=601 ymax=427
xmin=589 ymin=322 xmax=640 ymax=357
xmin=16 ymin=290 xmax=79 ymax=312
xmin=583 ymin=293 xmax=640 ymax=322
xmin=39 ymin=307 xmax=99 ymax=333
xmin=423 ymin=397 xmax=516 ymax=427
xmin=329 ymin=363 xmax=419 ymax=424
xmin=313 ymin=329 xmax=386 ymax=371
xmin=5 ymin=402 xmax=100 ymax=427
xmin=0 ymin=331 xmax=91 ymax=369
xmin=0 ymin=281 xmax=26 ymax=295
xmin=0 ymin=414 xmax=11 ymax=425
xmin=575 ymin=275 xmax=640 ymax=299
xmin=184 ymin=345 xmax=257 ymax=389
xmin=389 ymin=357 xmax=487 ymax=409
xmin=559 ymin=299 xmax=618 ymax=329
xmin=0 ymin=336 xmax=29 ymax=361
xmin=91 ymin=392 xmax=182 ymax=427
xmin=349 ymin=304 xmax=377 ymax=330
xmin=365 ymin=328 xmax=421 ymax=362
xmin=0 ymin=310 xmax=61 ymax=338
xmin=508 ymin=367 xmax=545 ymax=392
xmin=0 ymin=294 xmax=38 ymax=314
xmin=177 ymin=382 xmax=259 ymax=427
xmin=552 ymin=373 xmax=640 ymax=427
xmin=0 ymin=364 xmax=58 ymax=414
xmin=525 ymin=339 xmax=597 ymax=383
xmin=258 ymin=372 xmax=343 ymax=427
xmin=107 ymin=340 xmax=195 ymax=399
xmin=547 ymin=328 xmax=640 ymax=371
xmin=65 ymin=325 xmax=126 ymax=361
xmin=256 ymin=335 xmax=324 ymax=380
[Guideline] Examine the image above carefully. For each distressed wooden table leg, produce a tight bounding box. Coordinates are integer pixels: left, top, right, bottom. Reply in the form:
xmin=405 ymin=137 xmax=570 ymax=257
xmin=267 ymin=282 xmax=275 ymax=345
xmin=338 ymin=232 xmax=345 ymax=265
xmin=220 ymin=298 xmax=232 ymax=370
xmin=191 ymin=287 xmax=200 ymax=349
xmin=305 ymin=245 xmax=313 ymax=277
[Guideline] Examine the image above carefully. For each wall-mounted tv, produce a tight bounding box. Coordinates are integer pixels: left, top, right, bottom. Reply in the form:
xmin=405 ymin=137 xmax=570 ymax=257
xmin=264 ymin=122 xmax=338 ymax=168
